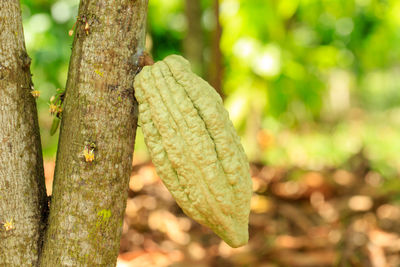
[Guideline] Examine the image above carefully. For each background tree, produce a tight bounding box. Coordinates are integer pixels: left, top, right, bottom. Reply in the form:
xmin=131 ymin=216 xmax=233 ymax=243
xmin=209 ymin=0 xmax=224 ymax=98
xmin=183 ymin=0 xmax=204 ymax=76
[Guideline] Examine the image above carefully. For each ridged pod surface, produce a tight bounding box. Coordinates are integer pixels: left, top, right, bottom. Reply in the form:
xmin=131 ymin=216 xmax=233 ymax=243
xmin=134 ymin=55 xmax=252 ymax=247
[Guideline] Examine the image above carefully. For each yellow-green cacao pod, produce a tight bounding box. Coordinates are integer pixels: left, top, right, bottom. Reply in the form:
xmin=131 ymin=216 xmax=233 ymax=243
xmin=134 ymin=55 xmax=252 ymax=248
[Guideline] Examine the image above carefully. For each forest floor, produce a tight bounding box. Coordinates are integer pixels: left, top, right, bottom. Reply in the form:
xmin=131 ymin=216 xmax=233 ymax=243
xmin=44 ymin=154 xmax=400 ymax=267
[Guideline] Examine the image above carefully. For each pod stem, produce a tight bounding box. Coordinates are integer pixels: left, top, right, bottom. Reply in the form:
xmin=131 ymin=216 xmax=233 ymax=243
xmin=139 ymin=52 xmax=154 ymax=67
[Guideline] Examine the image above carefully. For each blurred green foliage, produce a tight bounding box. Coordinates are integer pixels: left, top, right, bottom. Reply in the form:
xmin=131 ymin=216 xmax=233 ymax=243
xmin=20 ymin=0 xmax=400 ymax=189
xmin=20 ymin=0 xmax=77 ymax=156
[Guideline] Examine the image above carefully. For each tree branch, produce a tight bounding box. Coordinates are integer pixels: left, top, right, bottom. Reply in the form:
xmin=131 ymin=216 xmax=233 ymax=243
xmin=0 ymin=1 xmax=47 ymax=266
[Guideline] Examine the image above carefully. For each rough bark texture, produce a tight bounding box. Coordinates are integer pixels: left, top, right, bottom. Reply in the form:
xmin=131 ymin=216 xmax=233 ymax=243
xmin=0 ymin=1 xmax=47 ymax=266
xmin=39 ymin=0 xmax=148 ymax=266
xmin=184 ymin=0 xmax=204 ymax=76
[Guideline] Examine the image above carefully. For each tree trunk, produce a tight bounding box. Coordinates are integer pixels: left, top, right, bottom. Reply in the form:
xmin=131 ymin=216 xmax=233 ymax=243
xmin=209 ymin=0 xmax=224 ymax=99
xmin=184 ymin=0 xmax=204 ymax=76
xmin=39 ymin=0 xmax=148 ymax=265
xmin=0 ymin=1 xmax=47 ymax=266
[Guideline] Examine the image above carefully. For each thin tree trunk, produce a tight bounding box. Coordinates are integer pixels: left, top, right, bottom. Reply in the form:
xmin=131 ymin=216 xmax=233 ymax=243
xmin=184 ymin=0 xmax=204 ymax=76
xmin=0 ymin=1 xmax=47 ymax=266
xmin=209 ymin=0 xmax=224 ymax=99
xmin=39 ymin=0 xmax=148 ymax=265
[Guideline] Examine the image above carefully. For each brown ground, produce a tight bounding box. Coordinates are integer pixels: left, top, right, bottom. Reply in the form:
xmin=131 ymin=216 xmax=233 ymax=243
xmin=44 ymin=156 xmax=400 ymax=267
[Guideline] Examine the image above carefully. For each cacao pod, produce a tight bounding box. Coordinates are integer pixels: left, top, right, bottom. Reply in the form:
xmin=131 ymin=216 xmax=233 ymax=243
xmin=134 ymin=55 xmax=252 ymax=248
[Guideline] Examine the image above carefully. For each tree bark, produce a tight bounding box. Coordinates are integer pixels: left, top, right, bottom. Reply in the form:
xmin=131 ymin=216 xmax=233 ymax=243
xmin=39 ymin=0 xmax=148 ymax=266
xmin=0 ymin=1 xmax=47 ymax=266
xmin=184 ymin=0 xmax=204 ymax=76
